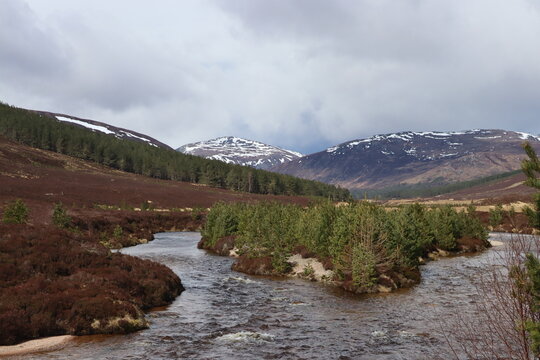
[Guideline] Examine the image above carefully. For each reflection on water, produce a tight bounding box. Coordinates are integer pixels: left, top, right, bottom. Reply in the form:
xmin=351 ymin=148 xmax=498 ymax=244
xmin=23 ymin=232 xmax=525 ymax=360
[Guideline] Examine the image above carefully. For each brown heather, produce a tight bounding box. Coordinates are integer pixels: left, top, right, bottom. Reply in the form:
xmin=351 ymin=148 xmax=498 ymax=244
xmin=0 ymin=224 xmax=183 ymax=346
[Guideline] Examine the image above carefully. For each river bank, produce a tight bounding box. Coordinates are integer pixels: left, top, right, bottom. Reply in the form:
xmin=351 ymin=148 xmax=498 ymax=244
xmin=0 ymin=212 xmax=202 ymax=347
xmin=16 ymin=231 xmax=525 ymax=360
xmin=0 ymin=336 xmax=75 ymax=357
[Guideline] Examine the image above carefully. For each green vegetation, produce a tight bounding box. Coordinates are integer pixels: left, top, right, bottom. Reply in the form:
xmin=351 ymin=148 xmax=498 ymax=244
xmin=202 ymin=201 xmax=488 ymax=291
xmin=2 ymin=199 xmax=29 ymax=224
xmin=0 ymin=102 xmax=349 ymax=200
xmin=352 ymin=170 xmax=521 ymax=199
xmin=52 ymin=202 xmax=71 ymax=229
xmin=112 ymin=224 xmax=123 ymax=239
xmin=489 ymin=204 xmax=504 ymax=228
xmin=521 ymin=142 xmax=540 ymax=356
xmin=525 ymin=254 xmax=540 ymax=357
xmin=522 ymin=142 xmax=540 ymax=229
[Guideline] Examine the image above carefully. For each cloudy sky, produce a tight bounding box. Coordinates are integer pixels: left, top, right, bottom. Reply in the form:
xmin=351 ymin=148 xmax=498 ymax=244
xmin=1 ymin=0 xmax=540 ymax=154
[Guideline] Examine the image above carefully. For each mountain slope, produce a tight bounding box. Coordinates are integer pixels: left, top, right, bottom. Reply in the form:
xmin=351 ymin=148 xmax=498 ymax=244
xmin=0 ymin=103 xmax=349 ymax=200
xmin=272 ymin=129 xmax=540 ymax=190
xmin=177 ymin=136 xmax=302 ymax=169
xmin=0 ymin=134 xmax=314 ymax=223
xmin=33 ymin=110 xmax=172 ymax=149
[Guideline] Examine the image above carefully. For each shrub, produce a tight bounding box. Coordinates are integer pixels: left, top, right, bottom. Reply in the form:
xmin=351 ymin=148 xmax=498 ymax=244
xmin=113 ymin=224 xmax=123 ymax=239
xmin=295 ymin=201 xmax=338 ymax=258
xmin=489 ymin=204 xmax=504 ymax=228
xmin=235 ymin=202 xmax=300 ymax=272
xmin=385 ymin=204 xmax=434 ymax=265
xmin=0 ymin=224 xmax=183 ymax=345
xmin=427 ymin=205 xmax=458 ymax=251
xmin=201 ymin=202 xmax=244 ymax=247
xmin=2 ymin=199 xmax=29 ymax=224
xmin=52 ymin=202 xmax=71 ymax=228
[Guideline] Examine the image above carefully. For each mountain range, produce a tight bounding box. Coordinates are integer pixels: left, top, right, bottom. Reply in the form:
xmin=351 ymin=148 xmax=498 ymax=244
xmin=11 ymin=104 xmax=540 ymax=194
xmin=177 ymin=129 xmax=540 ymax=191
xmin=271 ymin=129 xmax=540 ymax=189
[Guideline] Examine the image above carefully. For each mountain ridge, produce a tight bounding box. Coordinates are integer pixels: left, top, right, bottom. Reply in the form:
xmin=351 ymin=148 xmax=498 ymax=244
xmin=30 ymin=110 xmax=173 ymax=150
xmin=271 ymin=129 xmax=540 ymax=190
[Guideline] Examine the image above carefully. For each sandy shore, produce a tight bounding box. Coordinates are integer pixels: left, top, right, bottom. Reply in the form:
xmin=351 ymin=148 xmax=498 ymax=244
xmin=489 ymin=239 xmax=504 ymax=247
xmin=0 ymin=335 xmax=75 ymax=357
xmin=288 ymin=254 xmax=333 ymax=281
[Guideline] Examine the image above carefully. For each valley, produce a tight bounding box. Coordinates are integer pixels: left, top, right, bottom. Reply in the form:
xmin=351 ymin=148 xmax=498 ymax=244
xmin=1 ymin=103 xmax=539 ymax=358
xmin=4 ymin=2 xmax=540 ymax=358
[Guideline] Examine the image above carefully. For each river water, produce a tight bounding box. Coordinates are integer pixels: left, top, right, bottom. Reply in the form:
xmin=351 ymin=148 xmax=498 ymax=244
xmin=24 ymin=232 xmax=522 ymax=359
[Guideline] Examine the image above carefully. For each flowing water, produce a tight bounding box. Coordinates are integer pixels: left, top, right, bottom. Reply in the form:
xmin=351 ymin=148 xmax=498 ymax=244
xmin=23 ymin=232 xmax=524 ymax=359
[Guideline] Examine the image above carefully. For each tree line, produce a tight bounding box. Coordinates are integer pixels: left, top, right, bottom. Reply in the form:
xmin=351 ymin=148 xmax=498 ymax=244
xmin=0 ymin=103 xmax=350 ymax=200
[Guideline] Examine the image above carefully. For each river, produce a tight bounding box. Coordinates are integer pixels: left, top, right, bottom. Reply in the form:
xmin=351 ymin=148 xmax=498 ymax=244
xmin=23 ymin=232 xmax=521 ymax=359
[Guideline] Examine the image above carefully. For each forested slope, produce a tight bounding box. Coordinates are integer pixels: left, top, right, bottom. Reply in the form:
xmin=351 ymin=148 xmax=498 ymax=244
xmin=0 ymin=103 xmax=349 ymax=200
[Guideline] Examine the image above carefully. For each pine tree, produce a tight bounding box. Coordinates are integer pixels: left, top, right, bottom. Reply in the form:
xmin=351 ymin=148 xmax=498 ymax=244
xmin=52 ymin=202 xmax=71 ymax=228
xmin=520 ymin=142 xmax=540 ymax=356
xmin=2 ymin=199 xmax=29 ymax=224
xmin=522 ymin=142 xmax=540 ymax=229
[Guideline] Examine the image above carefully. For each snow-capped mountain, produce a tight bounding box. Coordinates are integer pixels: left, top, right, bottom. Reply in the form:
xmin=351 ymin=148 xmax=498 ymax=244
xmin=177 ymin=136 xmax=303 ymax=169
xmin=34 ymin=111 xmax=172 ymax=150
xmin=271 ymin=129 xmax=540 ymax=189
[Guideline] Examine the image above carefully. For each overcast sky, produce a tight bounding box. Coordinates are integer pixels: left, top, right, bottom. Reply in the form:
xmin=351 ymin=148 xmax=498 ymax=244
xmin=1 ymin=0 xmax=540 ymax=154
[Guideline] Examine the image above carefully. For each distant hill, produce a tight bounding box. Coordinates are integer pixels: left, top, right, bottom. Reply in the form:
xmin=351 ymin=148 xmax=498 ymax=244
xmin=272 ymin=129 xmax=540 ymax=190
xmin=431 ymin=172 xmax=535 ymax=204
xmin=32 ymin=110 xmax=172 ymax=150
xmin=0 ymin=102 xmax=350 ymax=200
xmin=0 ymin=134 xmax=316 ymax=223
xmin=177 ymin=136 xmax=302 ymax=169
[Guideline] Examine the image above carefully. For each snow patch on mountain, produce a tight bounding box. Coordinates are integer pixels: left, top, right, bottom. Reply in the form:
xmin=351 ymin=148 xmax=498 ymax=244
xmin=55 ymin=115 xmax=162 ymax=148
xmin=323 ymin=129 xmax=540 ymax=162
xmin=177 ymin=136 xmax=303 ymax=169
xmin=516 ymin=132 xmax=540 ymax=141
xmin=56 ymin=116 xmax=115 ymax=135
xmin=326 ymin=129 xmax=539 ymax=154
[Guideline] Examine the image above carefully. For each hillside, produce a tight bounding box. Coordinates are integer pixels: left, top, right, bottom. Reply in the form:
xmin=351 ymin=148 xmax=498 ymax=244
xmin=0 ymin=135 xmax=313 ymax=225
xmin=272 ymin=129 xmax=540 ymax=190
xmin=177 ymin=136 xmax=302 ymax=169
xmin=33 ymin=110 xmax=172 ymax=149
xmin=429 ymin=172 xmax=536 ymax=204
xmin=0 ymin=103 xmax=349 ymax=201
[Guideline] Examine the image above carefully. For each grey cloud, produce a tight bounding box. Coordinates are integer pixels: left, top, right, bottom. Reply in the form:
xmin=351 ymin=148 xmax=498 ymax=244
xmin=0 ymin=0 xmax=189 ymax=114
xmin=1 ymin=0 xmax=540 ymax=154
xmin=216 ymin=0 xmax=456 ymax=62
xmin=0 ymin=0 xmax=69 ymax=81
